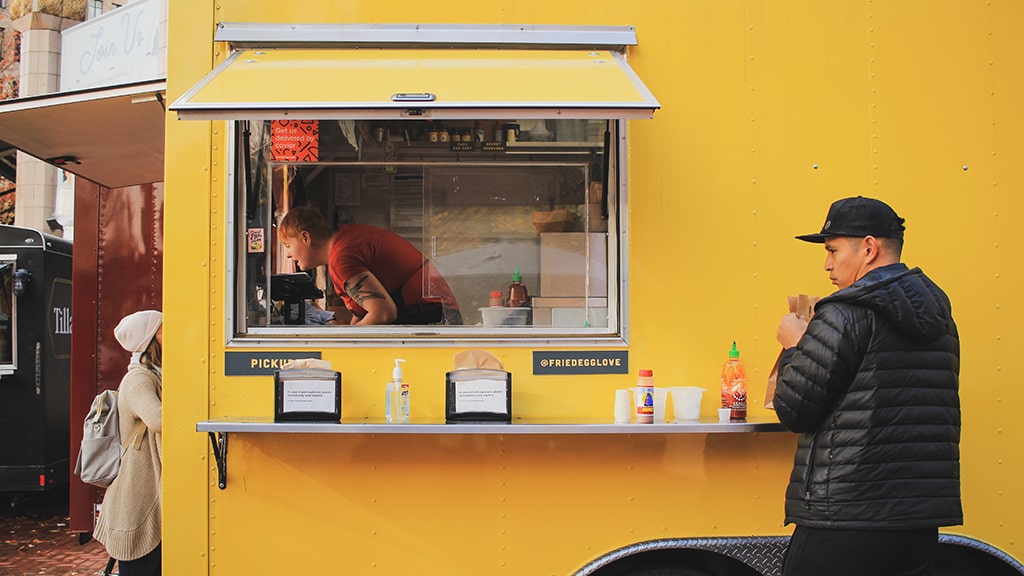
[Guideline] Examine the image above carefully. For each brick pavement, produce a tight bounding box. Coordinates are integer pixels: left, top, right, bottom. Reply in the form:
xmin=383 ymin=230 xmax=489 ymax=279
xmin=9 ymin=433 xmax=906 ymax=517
xmin=0 ymin=491 xmax=111 ymax=576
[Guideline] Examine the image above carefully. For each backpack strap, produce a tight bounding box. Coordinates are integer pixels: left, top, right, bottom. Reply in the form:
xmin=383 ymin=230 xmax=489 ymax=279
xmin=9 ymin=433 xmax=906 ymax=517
xmin=92 ymin=392 xmax=115 ymax=423
xmin=123 ymin=420 xmax=148 ymax=450
xmin=121 ymin=363 xmax=158 ymax=450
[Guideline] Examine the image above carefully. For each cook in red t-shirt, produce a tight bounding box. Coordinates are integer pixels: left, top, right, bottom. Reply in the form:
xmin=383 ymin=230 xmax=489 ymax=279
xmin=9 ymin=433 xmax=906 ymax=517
xmin=278 ymin=206 xmax=462 ymax=326
xmin=329 ymin=224 xmax=461 ymax=325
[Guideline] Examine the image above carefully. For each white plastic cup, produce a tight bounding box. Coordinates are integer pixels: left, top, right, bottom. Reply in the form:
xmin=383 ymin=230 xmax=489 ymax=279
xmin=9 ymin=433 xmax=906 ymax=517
xmin=653 ymin=388 xmax=669 ymax=423
xmin=614 ymin=389 xmax=632 ymax=423
xmin=718 ymin=407 xmax=732 ymax=423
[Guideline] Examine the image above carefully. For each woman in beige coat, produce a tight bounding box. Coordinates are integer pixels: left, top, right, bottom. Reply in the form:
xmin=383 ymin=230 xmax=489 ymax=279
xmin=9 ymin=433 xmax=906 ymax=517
xmin=94 ymin=310 xmax=163 ymax=575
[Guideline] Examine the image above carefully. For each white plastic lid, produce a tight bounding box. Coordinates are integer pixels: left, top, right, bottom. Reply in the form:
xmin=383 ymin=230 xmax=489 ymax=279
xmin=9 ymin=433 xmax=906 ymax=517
xmin=393 ymin=358 xmax=406 ymax=380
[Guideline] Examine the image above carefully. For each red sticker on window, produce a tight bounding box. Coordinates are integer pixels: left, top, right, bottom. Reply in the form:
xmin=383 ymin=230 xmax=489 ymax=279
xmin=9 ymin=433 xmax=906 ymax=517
xmin=271 ymin=120 xmax=319 ymax=162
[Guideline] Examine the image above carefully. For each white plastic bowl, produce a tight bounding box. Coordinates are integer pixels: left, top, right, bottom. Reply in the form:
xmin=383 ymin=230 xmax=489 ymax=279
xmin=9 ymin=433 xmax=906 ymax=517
xmin=480 ymin=307 xmax=530 ymax=326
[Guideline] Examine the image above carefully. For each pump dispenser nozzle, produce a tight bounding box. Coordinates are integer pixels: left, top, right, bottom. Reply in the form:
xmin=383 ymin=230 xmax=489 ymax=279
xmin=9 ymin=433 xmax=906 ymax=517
xmin=386 ymin=359 xmax=408 ymax=423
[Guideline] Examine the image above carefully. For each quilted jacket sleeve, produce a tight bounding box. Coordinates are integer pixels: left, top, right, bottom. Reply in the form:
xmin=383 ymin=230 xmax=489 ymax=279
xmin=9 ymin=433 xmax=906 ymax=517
xmin=773 ymin=303 xmax=869 ymax=433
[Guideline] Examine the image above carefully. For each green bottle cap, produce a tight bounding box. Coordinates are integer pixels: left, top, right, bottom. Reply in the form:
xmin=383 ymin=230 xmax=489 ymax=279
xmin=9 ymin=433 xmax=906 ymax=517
xmin=513 ymin=267 xmax=522 ymax=282
xmin=729 ymin=341 xmax=740 ymax=358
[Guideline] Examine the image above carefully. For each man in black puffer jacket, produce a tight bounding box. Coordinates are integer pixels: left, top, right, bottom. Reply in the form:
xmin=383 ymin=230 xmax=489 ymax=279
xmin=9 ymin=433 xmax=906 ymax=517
xmin=773 ymin=197 xmax=961 ymax=576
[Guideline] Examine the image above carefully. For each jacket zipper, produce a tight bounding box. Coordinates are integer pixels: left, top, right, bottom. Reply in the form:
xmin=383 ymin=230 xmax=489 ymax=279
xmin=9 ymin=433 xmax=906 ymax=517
xmin=803 ymin=434 xmax=818 ymax=510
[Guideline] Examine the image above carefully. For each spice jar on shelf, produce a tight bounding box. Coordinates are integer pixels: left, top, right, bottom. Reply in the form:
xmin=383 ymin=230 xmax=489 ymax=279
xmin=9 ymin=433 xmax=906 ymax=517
xmin=488 ymin=291 xmax=504 ymax=307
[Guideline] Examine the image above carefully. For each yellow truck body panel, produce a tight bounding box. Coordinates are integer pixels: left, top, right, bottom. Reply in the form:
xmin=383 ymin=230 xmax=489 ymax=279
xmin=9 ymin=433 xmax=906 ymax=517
xmin=162 ymin=1 xmax=1023 ymax=574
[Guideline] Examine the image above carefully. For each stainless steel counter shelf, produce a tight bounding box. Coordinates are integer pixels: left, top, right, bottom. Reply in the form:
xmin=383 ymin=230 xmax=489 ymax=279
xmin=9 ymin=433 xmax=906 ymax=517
xmin=197 ymin=417 xmax=786 ymax=489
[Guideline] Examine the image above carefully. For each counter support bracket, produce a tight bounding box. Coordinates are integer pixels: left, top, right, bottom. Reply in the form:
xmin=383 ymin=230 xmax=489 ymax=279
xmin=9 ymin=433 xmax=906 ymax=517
xmin=208 ymin=431 xmax=228 ymax=490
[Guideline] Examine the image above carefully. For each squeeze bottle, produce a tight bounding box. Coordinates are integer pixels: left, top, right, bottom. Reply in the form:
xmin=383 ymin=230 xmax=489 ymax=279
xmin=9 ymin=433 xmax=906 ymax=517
xmin=720 ymin=342 xmax=747 ymax=421
xmin=636 ymin=369 xmax=655 ymax=424
xmin=506 ymin=268 xmax=529 ymax=307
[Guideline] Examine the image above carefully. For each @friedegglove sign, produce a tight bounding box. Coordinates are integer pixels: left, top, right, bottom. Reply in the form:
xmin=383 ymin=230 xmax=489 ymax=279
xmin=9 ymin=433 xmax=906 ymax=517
xmin=533 ymin=351 xmax=628 ymax=375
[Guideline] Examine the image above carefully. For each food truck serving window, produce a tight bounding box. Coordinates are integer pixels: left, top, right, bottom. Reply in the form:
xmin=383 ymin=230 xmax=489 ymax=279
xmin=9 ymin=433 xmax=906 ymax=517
xmin=170 ymin=25 xmax=659 ymax=344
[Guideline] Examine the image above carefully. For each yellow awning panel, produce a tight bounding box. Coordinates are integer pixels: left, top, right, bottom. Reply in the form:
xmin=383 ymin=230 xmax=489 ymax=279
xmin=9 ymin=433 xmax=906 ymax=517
xmin=171 ymin=49 xmax=659 ymax=120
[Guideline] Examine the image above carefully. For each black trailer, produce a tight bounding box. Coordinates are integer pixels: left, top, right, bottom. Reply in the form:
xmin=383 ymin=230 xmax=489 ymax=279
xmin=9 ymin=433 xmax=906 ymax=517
xmin=0 ymin=224 xmax=72 ymax=492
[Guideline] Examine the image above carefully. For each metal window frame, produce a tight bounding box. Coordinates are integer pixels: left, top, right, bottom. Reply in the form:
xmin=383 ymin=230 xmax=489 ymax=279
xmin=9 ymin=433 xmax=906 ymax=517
xmin=208 ymin=25 xmax=644 ymax=347
xmin=223 ymin=120 xmax=630 ymax=348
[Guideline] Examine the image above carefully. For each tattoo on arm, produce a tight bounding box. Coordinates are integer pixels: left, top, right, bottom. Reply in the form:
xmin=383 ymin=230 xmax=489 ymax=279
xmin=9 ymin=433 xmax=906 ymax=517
xmin=345 ymin=273 xmax=387 ymax=305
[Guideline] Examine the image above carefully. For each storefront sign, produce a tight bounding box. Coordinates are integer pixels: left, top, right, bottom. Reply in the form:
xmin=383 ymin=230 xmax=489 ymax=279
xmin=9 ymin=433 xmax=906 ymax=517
xmin=61 ymin=0 xmax=164 ymax=90
xmin=533 ymin=351 xmax=628 ymax=375
xmin=271 ymin=120 xmax=319 ymax=162
xmin=224 ymin=351 xmax=323 ymax=376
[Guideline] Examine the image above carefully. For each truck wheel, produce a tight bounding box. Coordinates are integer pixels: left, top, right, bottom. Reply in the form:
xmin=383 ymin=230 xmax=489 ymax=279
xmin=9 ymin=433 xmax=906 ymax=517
xmin=932 ymin=568 xmax=970 ymax=576
xmin=624 ymin=567 xmax=711 ymax=576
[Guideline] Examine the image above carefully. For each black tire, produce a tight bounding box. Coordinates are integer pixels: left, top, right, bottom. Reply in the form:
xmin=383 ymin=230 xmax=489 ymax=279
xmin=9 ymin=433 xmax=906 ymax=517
xmin=932 ymin=567 xmax=971 ymax=576
xmin=621 ymin=567 xmax=711 ymax=576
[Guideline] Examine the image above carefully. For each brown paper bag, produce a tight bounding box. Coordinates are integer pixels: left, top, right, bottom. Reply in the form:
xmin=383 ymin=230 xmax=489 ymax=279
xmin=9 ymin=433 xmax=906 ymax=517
xmin=765 ymin=353 xmax=783 ymax=410
xmin=794 ymin=294 xmax=819 ymax=321
xmin=765 ymin=294 xmax=820 ymax=409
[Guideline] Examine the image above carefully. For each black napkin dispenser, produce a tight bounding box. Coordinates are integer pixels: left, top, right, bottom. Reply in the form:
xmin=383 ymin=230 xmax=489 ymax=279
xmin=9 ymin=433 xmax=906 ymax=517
xmin=274 ymin=368 xmax=341 ymax=422
xmin=445 ymin=368 xmax=512 ymax=422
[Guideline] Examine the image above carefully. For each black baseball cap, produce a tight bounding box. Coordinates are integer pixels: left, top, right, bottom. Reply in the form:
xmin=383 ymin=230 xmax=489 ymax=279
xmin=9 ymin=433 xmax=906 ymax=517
xmin=796 ymin=196 xmax=905 ymax=243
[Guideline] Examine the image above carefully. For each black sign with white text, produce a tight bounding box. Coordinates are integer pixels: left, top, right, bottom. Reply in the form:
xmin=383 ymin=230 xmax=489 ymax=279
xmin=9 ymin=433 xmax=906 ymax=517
xmin=224 ymin=351 xmax=323 ymax=376
xmin=533 ymin=351 xmax=628 ymax=375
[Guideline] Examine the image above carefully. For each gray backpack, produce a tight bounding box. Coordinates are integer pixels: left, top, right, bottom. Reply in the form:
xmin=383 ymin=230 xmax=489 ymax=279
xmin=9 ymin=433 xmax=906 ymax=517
xmin=74 ymin=389 xmax=146 ymax=488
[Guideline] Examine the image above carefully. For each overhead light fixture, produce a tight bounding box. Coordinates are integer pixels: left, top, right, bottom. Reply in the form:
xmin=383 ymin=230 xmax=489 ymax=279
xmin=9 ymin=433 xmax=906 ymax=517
xmin=12 ymin=268 xmax=31 ymax=296
xmin=132 ymin=92 xmax=166 ymax=111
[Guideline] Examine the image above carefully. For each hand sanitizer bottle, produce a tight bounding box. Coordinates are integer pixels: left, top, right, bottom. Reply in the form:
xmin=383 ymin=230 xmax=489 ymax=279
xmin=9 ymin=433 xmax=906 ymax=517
xmin=385 ymin=380 xmax=395 ymax=423
xmin=392 ymin=359 xmax=408 ymax=422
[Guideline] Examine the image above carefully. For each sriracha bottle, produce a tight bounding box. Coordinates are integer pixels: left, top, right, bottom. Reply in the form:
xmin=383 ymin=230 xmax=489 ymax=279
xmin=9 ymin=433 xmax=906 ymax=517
xmin=507 ymin=268 xmax=529 ymax=307
xmin=720 ymin=342 xmax=747 ymax=421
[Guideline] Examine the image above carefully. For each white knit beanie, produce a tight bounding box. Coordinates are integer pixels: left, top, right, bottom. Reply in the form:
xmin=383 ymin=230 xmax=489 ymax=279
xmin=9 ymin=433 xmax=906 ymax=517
xmin=114 ymin=310 xmax=163 ymax=354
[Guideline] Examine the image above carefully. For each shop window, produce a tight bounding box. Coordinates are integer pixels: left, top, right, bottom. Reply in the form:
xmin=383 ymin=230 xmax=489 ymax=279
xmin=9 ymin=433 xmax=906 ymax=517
xmin=0 ymin=256 xmax=15 ymax=368
xmin=233 ymin=118 xmax=620 ymax=341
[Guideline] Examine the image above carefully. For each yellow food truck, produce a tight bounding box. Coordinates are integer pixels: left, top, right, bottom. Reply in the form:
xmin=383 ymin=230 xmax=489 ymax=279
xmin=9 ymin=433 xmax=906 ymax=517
xmin=5 ymin=0 xmax=1020 ymax=574
xmin=159 ymin=1 xmax=1023 ymax=574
